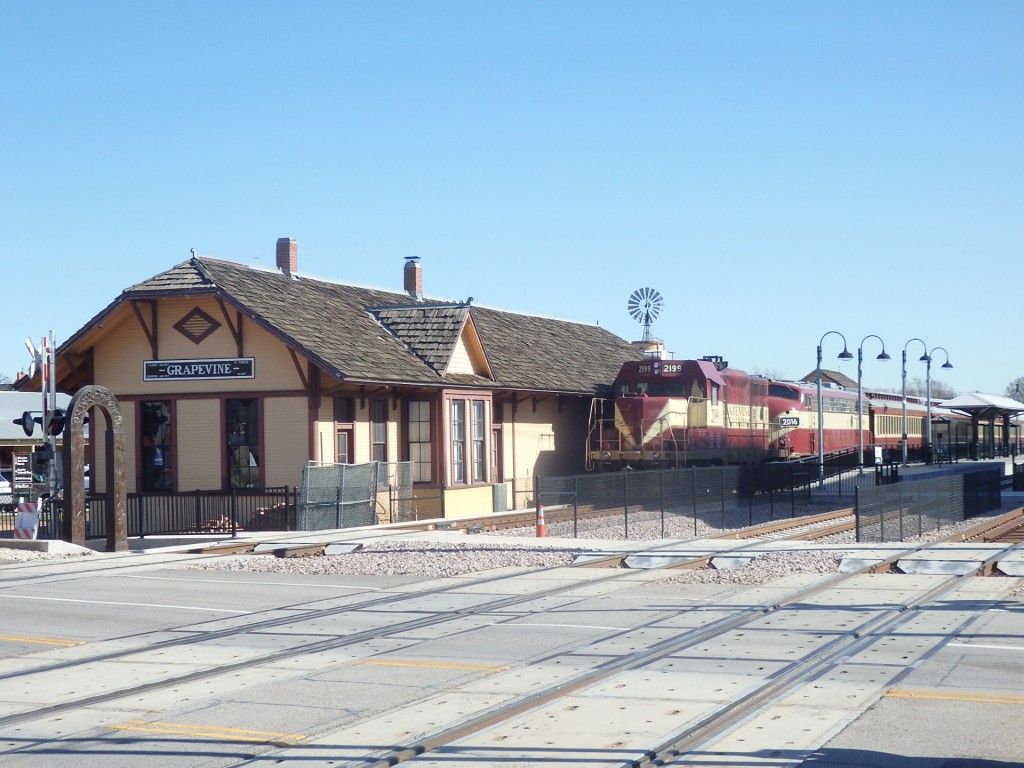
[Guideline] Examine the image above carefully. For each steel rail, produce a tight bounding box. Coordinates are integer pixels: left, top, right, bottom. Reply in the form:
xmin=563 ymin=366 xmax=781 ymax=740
xmin=630 ymin=540 xmax=1021 ymax=766
xmin=349 ymin=539 xmax=1022 ymax=768
xmin=0 ymin=552 xmax=650 ymax=726
xmin=3 ymin=523 xmax=1014 ymax=763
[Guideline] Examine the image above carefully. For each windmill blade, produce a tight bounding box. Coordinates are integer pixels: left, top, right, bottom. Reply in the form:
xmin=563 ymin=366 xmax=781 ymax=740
xmin=628 ymin=288 xmax=663 ymax=320
xmin=627 ymin=287 xmax=665 ymax=342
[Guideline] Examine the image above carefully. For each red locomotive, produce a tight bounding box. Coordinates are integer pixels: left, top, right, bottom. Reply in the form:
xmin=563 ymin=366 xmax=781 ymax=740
xmin=587 ymin=355 xmax=771 ymax=469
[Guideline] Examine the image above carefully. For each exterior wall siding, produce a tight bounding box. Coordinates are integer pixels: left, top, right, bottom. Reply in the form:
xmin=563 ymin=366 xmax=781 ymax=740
xmin=263 ymin=397 xmax=308 ymax=487
xmin=94 ymin=297 xmax=304 ymax=394
xmin=314 ymin=398 xmax=335 ymax=463
xmin=447 ymin=337 xmax=474 ymax=375
xmin=442 ymin=485 xmax=493 ymax=518
xmin=492 ymin=396 xmax=590 ymax=509
xmin=177 ymin=399 xmax=222 ymax=490
xmin=353 ymin=408 xmax=370 ymax=464
xmin=315 ymin=421 xmax=335 ymax=463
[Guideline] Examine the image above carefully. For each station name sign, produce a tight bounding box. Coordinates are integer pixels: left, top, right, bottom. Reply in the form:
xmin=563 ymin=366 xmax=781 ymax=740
xmin=144 ymin=358 xmax=255 ymax=381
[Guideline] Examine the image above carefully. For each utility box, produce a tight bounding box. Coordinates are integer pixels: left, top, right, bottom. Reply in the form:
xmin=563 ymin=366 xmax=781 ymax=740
xmin=492 ymin=482 xmax=510 ymax=512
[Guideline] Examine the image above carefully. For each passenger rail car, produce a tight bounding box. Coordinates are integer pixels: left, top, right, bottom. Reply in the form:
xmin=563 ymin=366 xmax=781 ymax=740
xmin=766 ymin=380 xmax=866 ymax=460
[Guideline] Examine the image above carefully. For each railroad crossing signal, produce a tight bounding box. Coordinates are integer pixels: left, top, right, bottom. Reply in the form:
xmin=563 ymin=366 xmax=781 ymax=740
xmin=17 ymin=330 xmax=61 ymax=497
xmin=12 ymin=408 xmax=67 ymax=437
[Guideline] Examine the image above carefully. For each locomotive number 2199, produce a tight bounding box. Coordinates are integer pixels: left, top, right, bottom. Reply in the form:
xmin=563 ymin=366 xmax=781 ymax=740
xmin=638 ymin=363 xmax=682 ymax=374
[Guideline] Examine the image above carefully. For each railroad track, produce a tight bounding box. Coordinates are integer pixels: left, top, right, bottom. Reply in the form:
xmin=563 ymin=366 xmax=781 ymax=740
xmin=1 ymin=515 xmax=1019 ymax=767
xmin=946 ymin=507 xmax=1024 ymax=544
xmin=285 ymin=537 xmax=1021 ymax=767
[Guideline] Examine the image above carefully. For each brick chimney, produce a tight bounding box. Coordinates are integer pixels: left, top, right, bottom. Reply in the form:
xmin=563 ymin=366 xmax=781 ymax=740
xmin=404 ymin=256 xmax=423 ymax=300
xmin=276 ymin=238 xmax=298 ymax=274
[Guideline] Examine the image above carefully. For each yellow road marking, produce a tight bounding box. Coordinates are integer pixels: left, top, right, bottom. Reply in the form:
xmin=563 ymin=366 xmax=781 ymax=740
xmin=886 ymin=688 xmax=1024 ymax=706
xmin=107 ymin=720 xmax=305 ymax=744
xmin=0 ymin=633 xmax=82 ymax=647
xmin=358 ymin=658 xmax=508 ymax=672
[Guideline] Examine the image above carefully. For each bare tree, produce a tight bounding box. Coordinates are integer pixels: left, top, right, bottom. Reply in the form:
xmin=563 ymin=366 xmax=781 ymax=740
xmin=906 ymin=377 xmax=955 ymax=400
xmin=1006 ymin=377 xmax=1024 ymax=403
xmin=753 ymin=367 xmax=786 ymax=380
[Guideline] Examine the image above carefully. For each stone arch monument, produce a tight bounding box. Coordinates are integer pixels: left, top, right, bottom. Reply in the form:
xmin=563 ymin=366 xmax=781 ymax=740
xmin=61 ymin=385 xmax=127 ymax=551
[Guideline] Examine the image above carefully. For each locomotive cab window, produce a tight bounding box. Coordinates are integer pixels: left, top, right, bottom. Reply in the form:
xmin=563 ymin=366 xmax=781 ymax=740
xmin=768 ymin=384 xmax=801 ymax=401
xmin=663 ymin=381 xmax=686 ymax=397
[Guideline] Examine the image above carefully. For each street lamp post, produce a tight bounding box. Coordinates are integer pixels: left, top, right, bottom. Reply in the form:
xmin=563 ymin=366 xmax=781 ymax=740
xmin=925 ymin=346 xmax=953 ymax=462
xmin=901 ymin=338 xmax=929 ymax=466
xmin=817 ymin=330 xmax=854 ymax=487
xmin=857 ymin=335 xmax=890 ymax=473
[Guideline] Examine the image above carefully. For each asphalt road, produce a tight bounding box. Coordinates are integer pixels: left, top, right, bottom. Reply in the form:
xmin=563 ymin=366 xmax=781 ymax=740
xmin=1 ymin=546 xmax=1022 ymax=768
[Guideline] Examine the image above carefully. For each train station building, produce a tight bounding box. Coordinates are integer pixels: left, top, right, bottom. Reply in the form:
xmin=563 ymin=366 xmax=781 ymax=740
xmin=40 ymin=240 xmax=640 ymax=517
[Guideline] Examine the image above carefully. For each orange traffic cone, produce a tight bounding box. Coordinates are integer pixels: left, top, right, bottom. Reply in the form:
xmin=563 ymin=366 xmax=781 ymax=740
xmin=536 ymin=504 xmax=547 ymax=538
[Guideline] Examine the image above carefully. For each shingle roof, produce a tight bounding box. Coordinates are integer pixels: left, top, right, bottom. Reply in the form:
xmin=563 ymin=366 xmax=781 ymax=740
xmin=372 ymin=305 xmax=469 ymax=375
xmin=802 ymin=369 xmax=857 ymax=390
xmin=118 ymin=257 xmax=640 ymax=395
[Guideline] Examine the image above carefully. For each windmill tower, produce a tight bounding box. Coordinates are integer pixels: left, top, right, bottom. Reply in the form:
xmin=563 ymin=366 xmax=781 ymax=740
xmin=627 ymin=287 xmax=665 ymax=358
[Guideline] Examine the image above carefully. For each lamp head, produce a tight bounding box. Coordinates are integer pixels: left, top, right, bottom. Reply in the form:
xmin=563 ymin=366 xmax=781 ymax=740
xmin=942 ymin=361 xmax=953 ymax=369
xmin=877 ymin=351 xmax=891 ymax=361
xmin=919 ymin=354 xmax=931 ymax=362
xmin=838 ymin=349 xmax=854 ymax=361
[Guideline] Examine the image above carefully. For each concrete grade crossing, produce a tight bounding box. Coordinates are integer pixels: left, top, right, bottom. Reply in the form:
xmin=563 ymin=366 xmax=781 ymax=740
xmin=0 ymin=526 xmax=1022 ymax=766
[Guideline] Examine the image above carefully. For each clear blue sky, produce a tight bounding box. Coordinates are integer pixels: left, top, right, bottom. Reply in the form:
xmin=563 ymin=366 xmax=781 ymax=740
xmin=3 ymin=2 xmax=1021 ymax=396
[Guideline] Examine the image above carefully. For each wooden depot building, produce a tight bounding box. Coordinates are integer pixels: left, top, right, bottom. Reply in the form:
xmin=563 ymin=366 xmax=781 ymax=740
xmin=42 ymin=239 xmax=640 ymax=517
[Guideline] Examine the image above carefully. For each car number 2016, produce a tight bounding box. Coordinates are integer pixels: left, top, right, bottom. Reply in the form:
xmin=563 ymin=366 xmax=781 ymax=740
xmin=779 ymin=416 xmax=800 ymax=427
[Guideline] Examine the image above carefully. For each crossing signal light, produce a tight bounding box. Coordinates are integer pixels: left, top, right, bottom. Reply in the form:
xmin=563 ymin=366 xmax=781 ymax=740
xmin=11 ymin=408 xmax=85 ymax=438
xmin=14 ymin=411 xmax=35 ymax=437
xmin=46 ymin=409 xmax=66 ymax=436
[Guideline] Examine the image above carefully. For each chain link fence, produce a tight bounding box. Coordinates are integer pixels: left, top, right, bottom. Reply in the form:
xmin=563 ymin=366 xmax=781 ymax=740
xmin=298 ymin=461 xmax=379 ymax=531
xmin=298 ymin=461 xmax=419 ymax=530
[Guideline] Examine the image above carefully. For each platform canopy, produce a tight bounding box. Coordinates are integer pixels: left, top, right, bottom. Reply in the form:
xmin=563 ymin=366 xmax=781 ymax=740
xmin=938 ymin=392 xmax=1024 ymax=421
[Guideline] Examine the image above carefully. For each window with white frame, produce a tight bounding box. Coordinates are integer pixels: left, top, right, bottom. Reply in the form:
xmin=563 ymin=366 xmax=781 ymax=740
xmin=449 ymin=396 xmax=489 ymax=485
xmin=450 ymin=399 xmax=465 ymax=483
xmin=472 ymin=400 xmax=485 ymax=482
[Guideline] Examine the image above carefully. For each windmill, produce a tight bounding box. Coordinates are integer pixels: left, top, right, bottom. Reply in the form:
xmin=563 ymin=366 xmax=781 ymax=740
xmin=627 ymin=287 xmax=664 ymax=343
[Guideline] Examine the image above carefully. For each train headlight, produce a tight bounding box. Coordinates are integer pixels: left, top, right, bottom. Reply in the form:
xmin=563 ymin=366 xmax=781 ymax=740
xmin=602 ymin=451 xmax=611 ymax=460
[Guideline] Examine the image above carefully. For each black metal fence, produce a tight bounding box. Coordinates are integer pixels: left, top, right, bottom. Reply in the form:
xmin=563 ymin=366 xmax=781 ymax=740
xmin=0 ymin=487 xmax=298 ymax=541
xmin=854 ymin=465 xmax=1003 ymax=543
xmin=535 ymin=463 xmax=817 ymax=540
